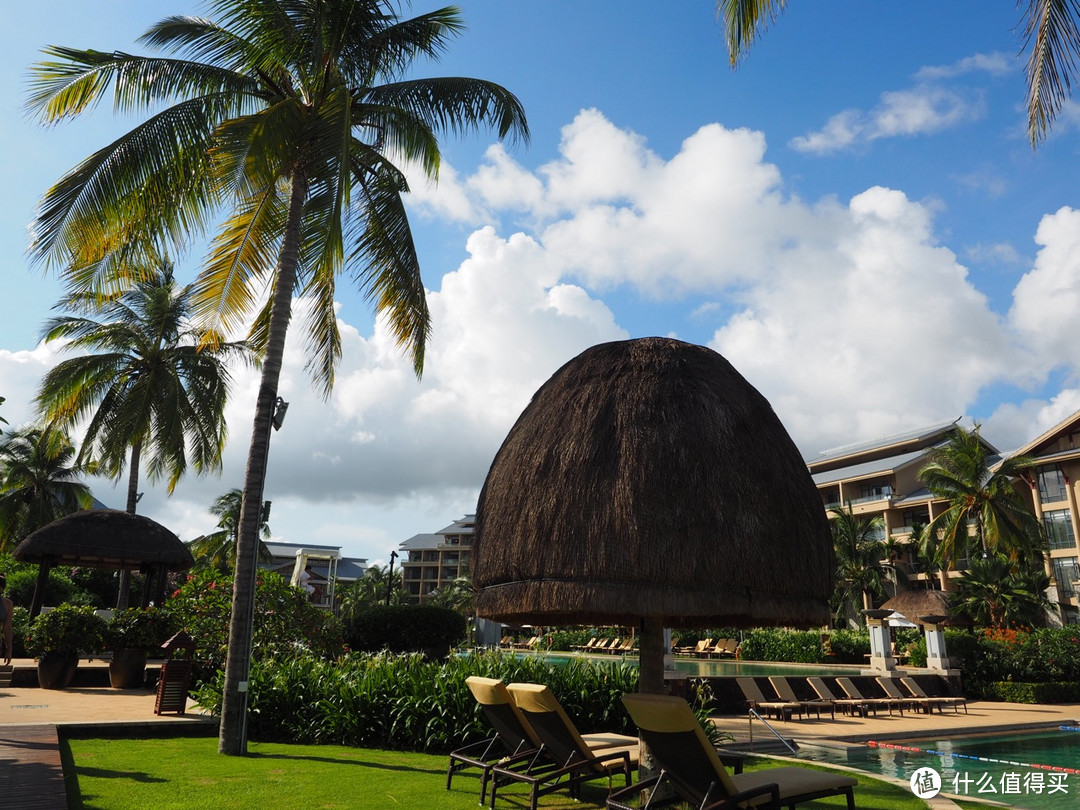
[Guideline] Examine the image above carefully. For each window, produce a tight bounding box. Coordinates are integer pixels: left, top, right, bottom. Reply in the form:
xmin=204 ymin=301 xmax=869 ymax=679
xmin=1038 ymin=465 xmax=1069 ymax=503
xmin=1044 ymin=510 xmax=1076 ymax=551
xmin=1053 ymin=557 xmax=1080 ymax=596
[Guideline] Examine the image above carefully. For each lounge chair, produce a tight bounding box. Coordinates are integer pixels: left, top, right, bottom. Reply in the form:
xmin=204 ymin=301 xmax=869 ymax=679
xmin=807 ymin=677 xmax=873 ymax=717
xmin=835 ymin=677 xmax=905 ymax=716
xmin=876 ymin=677 xmax=930 ymax=714
xmin=446 ymin=676 xmax=545 ymax=803
xmin=900 ymin=677 xmax=968 ymax=714
xmin=736 ymin=677 xmax=804 ymax=721
xmin=573 ymin=637 xmax=598 ymax=652
xmin=768 ymin=676 xmax=833 ymax=720
xmin=491 ymin=683 xmax=637 ymax=810
xmin=609 ymin=693 xmax=857 ymax=810
xmin=720 ymin=638 xmax=740 ymax=658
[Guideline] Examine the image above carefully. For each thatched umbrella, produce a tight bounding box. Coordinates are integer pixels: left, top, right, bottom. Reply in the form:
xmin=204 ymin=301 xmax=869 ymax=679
xmin=14 ymin=509 xmax=194 ymax=616
xmin=881 ymin=589 xmax=956 ymax=626
xmin=472 ymin=337 xmax=833 ymax=694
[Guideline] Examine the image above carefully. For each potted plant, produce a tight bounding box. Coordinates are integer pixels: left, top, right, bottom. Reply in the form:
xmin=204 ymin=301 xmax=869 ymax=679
xmin=27 ymin=604 xmax=107 ymax=689
xmin=105 ymin=607 xmax=177 ymax=688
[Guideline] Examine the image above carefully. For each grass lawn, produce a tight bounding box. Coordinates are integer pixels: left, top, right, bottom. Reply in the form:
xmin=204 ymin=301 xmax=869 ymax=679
xmin=62 ymin=733 xmax=939 ymax=809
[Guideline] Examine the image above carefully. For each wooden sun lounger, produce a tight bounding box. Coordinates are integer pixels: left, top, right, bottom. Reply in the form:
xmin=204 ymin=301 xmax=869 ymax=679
xmin=807 ymin=677 xmax=873 ymax=717
xmin=768 ymin=676 xmax=834 ymax=720
xmin=736 ymin=677 xmax=804 ymax=721
xmin=899 ymin=677 xmax=968 ymax=714
xmin=876 ymin=677 xmax=928 ymax=714
xmin=835 ymin=677 xmax=905 ymax=716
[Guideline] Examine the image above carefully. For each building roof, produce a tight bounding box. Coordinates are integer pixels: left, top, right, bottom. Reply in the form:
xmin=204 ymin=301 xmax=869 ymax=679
xmin=435 ymin=515 xmax=475 ymax=536
xmin=807 ymin=418 xmax=962 ymax=472
xmin=811 ymin=447 xmax=928 ymax=486
xmin=1007 ymin=408 xmax=1080 ymax=461
xmin=399 ymin=532 xmax=443 ymax=550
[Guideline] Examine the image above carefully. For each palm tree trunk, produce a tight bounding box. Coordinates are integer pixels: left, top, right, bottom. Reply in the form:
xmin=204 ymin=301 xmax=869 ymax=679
xmin=115 ymin=440 xmax=143 ymax=609
xmin=219 ymin=169 xmax=308 ymax=756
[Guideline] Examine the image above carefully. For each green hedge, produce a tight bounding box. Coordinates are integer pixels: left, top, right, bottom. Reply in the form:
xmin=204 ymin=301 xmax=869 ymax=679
xmin=193 ymin=649 xmax=640 ymax=752
xmin=980 ymin=681 xmax=1080 ymax=704
xmin=739 ymin=629 xmax=826 ymax=663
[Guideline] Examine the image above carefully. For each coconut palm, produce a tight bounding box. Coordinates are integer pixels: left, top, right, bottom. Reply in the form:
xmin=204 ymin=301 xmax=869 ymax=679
xmin=426 ymin=575 xmax=475 ymax=615
xmin=36 ymin=264 xmax=246 ymax=607
xmin=716 ymin=0 xmax=1080 ymax=146
xmin=954 ymin=553 xmax=1051 ymax=628
xmin=0 ymin=425 xmax=95 ymax=552
xmin=336 ymin=563 xmax=406 ymax=624
xmin=26 ymin=0 xmax=527 ymax=754
xmin=188 ymin=488 xmax=272 ymax=572
xmin=830 ymin=505 xmax=887 ymax=626
xmin=918 ymin=426 xmax=1044 ymax=570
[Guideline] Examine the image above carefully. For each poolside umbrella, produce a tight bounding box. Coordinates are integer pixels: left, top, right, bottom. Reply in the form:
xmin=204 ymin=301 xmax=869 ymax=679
xmin=14 ymin=509 xmax=194 ymax=616
xmin=471 ymin=337 xmax=833 ymax=694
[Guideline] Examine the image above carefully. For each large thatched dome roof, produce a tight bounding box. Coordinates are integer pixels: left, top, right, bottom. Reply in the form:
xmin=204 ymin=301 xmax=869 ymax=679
xmin=472 ymin=337 xmax=833 ymax=629
xmin=13 ymin=509 xmax=194 ymax=571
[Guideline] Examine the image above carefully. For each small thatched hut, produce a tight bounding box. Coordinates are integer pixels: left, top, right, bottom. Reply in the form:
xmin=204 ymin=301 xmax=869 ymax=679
xmin=881 ymin=589 xmax=956 ymax=626
xmin=13 ymin=509 xmax=194 ymax=616
xmin=472 ymin=337 xmax=833 ymax=692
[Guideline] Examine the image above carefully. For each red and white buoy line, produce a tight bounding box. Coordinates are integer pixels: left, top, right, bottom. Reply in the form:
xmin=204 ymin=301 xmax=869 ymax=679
xmin=868 ymin=738 xmax=1078 ymax=775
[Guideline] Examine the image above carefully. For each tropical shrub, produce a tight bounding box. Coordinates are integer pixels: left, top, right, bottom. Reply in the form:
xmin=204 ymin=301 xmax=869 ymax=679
xmin=980 ymin=681 xmax=1080 ymax=704
xmin=10 ymin=606 xmax=30 ymax=658
xmin=5 ymin=566 xmax=82 ymax=608
xmin=106 ymin=607 xmax=179 ymax=653
xmin=193 ymin=649 xmax=639 ymax=752
xmin=26 ymin=604 xmax=107 ymax=656
xmin=739 ymin=629 xmax=826 ymax=663
xmin=164 ymin=570 xmax=344 ymax=680
xmin=825 ymin=629 xmax=870 ymax=663
xmin=344 ymin=604 xmax=466 ymax=656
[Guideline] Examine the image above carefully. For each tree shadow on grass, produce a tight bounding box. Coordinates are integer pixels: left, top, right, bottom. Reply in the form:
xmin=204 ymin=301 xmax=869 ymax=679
xmin=249 ymin=750 xmax=443 ymax=775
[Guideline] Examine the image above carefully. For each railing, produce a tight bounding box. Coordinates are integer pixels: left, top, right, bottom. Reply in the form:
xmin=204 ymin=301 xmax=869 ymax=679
xmin=747 ymin=708 xmax=798 ymax=755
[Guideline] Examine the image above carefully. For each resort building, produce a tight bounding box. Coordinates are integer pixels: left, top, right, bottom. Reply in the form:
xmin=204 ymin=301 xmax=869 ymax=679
xmin=399 ymin=514 xmax=474 ymax=602
xmin=1008 ymin=409 xmax=1080 ymax=625
xmin=262 ymin=541 xmax=367 ymax=610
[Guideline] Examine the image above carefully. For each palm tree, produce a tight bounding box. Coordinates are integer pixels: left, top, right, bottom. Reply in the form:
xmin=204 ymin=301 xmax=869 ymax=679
xmin=188 ymin=489 xmax=272 ymax=572
xmin=0 ymin=425 xmax=95 ymax=552
xmin=918 ymin=426 xmax=1044 ymax=571
xmin=426 ymin=575 xmax=475 ymax=616
xmin=26 ymin=0 xmax=527 ymax=755
xmin=830 ymin=505 xmax=887 ymax=626
xmin=954 ymin=553 xmax=1051 ymax=628
xmin=336 ymin=563 xmax=407 ymax=624
xmin=716 ymin=0 xmax=1080 ymax=146
xmin=36 ymin=264 xmax=246 ymax=607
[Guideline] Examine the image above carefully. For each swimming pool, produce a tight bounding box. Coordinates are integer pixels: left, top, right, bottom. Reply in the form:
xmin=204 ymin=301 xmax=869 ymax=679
xmin=529 ymin=652 xmax=859 ymax=678
xmin=798 ymin=729 xmax=1080 ymax=809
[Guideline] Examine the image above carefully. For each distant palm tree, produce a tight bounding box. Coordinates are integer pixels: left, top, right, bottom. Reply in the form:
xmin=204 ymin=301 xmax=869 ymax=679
xmin=36 ymin=264 xmax=247 ymax=606
xmin=337 ymin=564 xmax=407 ymax=624
xmin=954 ymin=554 xmax=1051 ymax=629
xmin=25 ymin=0 xmax=527 ymax=754
xmin=716 ymin=0 xmax=1080 ymax=146
xmin=918 ymin=426 xmax=1044 ymax=569
xmin=830 ymin=505 xmax=887 ymax=626
xmin=188 ymin=489 xmax=272 ymax=572
xmin=426 ymin=576 xmax=475 ymax=616
xmin=0 ymin=425 xmax=94 ymax=552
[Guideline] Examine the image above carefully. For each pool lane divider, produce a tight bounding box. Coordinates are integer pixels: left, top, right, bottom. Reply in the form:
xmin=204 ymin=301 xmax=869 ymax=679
xmin=868 ymin=740 xmax=1078 ymax=774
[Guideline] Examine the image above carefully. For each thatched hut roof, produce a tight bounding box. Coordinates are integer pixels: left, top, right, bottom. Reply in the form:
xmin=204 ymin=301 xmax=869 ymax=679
xmin=881 ymin=589 xmax=955 ymax=625
xmin=472 ymin=337 xmax=833 ymax=629
xmin=13 ymin=509 xmax=194 ymax=571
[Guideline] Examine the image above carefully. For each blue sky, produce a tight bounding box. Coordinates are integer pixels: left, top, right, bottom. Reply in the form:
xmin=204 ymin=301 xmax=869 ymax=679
xmin=2 ymin=2 xmax=1080 ymax=566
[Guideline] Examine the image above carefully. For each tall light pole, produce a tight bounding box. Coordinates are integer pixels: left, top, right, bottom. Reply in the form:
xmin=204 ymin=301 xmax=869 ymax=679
xmin=385 ymin=550 xmax=398 ymax=606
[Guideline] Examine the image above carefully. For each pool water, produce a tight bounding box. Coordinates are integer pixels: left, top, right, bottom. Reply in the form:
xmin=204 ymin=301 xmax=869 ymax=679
xmin=799 ymin=729 xmax=1080 ymax=809
xmin=528 ymin=652 xmax=858 ymax=678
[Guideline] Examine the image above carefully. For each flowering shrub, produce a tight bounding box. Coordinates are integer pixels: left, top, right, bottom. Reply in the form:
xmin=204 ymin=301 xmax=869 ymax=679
xmin=106 ymin=607 xmax=179 ymax=653
xmin=164 ymin=570 xmax=344 ymax=680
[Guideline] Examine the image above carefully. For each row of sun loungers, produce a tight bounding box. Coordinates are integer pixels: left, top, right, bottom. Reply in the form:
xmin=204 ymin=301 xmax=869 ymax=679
xmin=448 ymin=676 xmax=856 ymax=809
xmin=674 ymin=636 xmax=740 ymax=658
xmin=571 ymin=637 xmax=637 ymax=654
xmin=737 ymin=675 xmax=967 ymax=721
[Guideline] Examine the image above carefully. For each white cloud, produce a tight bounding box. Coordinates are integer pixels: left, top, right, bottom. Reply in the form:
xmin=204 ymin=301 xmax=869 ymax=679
xmin=915 ymin=51 xmax=1015 ymax=81
xmin=792 ymin=86 xmax=982 ymax=154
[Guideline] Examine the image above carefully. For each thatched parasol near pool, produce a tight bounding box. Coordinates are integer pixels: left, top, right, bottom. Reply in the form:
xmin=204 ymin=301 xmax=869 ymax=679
xmin=881 ymin=589 xmax=958 ymax=626
xmin=471 ymin=337 xmax=833 ymax=693
xmin=14 ymin=509 xmax=194 ymax=616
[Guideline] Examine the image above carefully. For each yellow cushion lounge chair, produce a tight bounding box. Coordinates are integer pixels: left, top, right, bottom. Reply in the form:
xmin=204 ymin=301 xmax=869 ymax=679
xmin=767 ymin=677 xmax=833 ymax=720
xmin=610 ymin=693 xmax=856 ymax=809
xmin=491 ymin=683 xmax=637 ymax=810
xmin=446 ymin=676 xmax=547 ymax=803
xmin=900 ymin=677 xmax=968 ymax=714
xmin=736 ymin=677 xmax=804 ymax=721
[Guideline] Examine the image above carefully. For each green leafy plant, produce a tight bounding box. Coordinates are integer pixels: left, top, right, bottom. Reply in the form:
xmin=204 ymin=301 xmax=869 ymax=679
xmin=27 ymin=603 xmax=107 ymax=656
xmin=106 ymin=607 xmax=179 ymax=653
xmin=344 ymin=604 xmax=466 ymax=656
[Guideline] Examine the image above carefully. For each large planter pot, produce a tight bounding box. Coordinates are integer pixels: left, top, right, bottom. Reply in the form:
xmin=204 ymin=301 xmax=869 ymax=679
xmin=37 ymin=651 xmax=79 ymax=690
xmin=109 ymin=648 xmax=148 ymax=689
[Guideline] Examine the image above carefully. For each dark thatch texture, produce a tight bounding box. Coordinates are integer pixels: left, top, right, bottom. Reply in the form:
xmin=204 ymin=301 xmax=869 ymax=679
xmin=13 ymin=509 xmax=194 ymax=570
xmin=881 ymin=590 xmax=955 ymax=625
xmin=472 ymin=337 xmax=833 ymax=630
